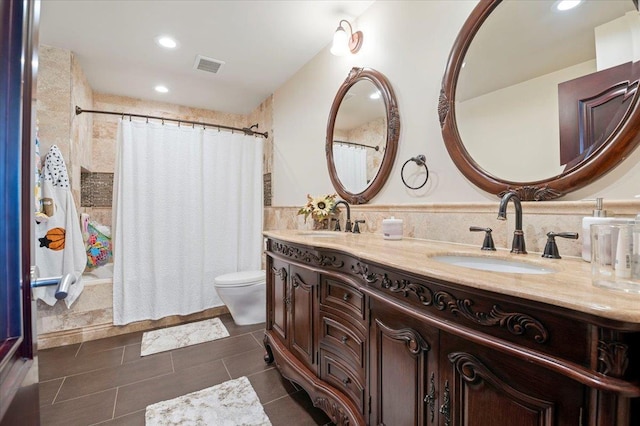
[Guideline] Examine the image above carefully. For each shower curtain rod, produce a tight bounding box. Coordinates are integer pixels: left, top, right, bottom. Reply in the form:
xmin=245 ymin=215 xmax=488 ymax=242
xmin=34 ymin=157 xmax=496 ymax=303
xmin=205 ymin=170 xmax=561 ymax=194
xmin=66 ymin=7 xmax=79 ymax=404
xmin=75 ymin=106 xmax=268 ymax=138
xmin=334 ymin=139 xmax=380 ymax=151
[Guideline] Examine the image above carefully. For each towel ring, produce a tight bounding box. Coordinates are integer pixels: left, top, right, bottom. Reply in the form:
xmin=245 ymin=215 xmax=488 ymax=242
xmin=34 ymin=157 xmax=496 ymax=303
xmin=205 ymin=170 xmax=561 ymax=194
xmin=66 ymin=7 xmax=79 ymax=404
xmin=401 ymin=155 xmax=429 ymax=190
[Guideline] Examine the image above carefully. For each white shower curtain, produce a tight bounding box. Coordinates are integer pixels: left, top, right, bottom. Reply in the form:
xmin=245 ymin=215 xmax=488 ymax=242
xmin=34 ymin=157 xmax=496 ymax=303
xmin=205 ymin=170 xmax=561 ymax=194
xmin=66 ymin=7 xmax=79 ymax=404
xmin=113 ymin=120 xmax=263 ymax=325
xmin=333 ymin=144 xmax=368 ymax=193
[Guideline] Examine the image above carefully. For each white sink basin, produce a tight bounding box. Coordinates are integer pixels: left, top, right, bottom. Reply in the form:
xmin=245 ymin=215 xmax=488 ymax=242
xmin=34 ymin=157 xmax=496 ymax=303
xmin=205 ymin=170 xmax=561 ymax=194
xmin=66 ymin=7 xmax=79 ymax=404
xmin=430 ymin=255 xmax=556 ymax=275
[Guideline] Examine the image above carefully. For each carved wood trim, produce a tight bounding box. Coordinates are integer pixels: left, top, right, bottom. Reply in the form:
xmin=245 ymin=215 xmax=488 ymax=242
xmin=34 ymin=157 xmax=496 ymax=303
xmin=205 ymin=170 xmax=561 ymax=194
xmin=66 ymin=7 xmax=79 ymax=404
xmin=314 ymin=397 xmax=351 ymax=425
xmin=354 ymin=262 xmax=549 ymax=344
xmin=375 ymin=318 xmax=430 ymax=355
xmin=498 ymin=186 xmax=564 ymax=202
xmin=272 ymin=241 xmax=344 ymax=268
xmin=291 ymin=273 xmax=311 ymax=290
xmin=448 ymin=352 xmax=555 ymax=423
xmin=271 ymin=266 xmax=287 ymax=282
xmin=438 ymin=89 xmax=450 ymax=128
xmin=597 ymin=340 xmax=629 ymax=378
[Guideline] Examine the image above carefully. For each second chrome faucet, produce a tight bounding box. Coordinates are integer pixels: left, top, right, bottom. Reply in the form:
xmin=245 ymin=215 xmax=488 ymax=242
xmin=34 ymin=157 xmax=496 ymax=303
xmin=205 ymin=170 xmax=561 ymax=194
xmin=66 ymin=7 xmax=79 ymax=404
xmin=497 ymin=192 xmax=526 ymax=254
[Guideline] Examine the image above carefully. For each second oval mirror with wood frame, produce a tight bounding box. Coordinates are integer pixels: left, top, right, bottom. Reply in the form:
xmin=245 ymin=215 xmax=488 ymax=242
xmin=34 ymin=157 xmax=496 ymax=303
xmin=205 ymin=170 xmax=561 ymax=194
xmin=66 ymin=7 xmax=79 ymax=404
xmin=326 ymin=67 xmax=400 ymax=204
xmin=440 ymin=0 xmax=640 ymax=201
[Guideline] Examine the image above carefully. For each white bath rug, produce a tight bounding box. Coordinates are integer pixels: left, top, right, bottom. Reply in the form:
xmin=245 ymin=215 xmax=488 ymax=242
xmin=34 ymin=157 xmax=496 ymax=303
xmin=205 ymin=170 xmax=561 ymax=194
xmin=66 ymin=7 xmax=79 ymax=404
xmin=145 ymin=376 xmax=272 ymax=426
xmin=140 ymin=317 xmax=230 ymax=356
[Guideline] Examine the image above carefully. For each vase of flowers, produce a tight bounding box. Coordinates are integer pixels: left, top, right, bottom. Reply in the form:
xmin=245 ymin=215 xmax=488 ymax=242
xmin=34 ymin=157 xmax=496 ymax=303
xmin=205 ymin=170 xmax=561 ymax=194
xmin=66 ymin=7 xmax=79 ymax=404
xmin=298 ymin=193 xmax=340 ymax=230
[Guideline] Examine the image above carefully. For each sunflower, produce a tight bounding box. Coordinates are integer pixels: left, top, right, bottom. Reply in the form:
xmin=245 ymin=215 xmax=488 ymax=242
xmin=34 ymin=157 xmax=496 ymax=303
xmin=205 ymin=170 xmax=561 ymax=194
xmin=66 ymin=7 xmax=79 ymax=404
xmin=310 ymin=195 xmax=334 ymax=218
xmin=298 ymin=193 xmax=339 ymax=223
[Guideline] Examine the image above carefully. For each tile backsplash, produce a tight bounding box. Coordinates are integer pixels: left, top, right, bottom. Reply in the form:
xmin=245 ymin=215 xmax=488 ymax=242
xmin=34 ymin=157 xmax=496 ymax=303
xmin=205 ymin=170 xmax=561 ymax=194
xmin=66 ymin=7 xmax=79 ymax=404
xmin=81 ymin=172 xmax=114 ymax=207
xmin=264 ymin=200 xmax=640 ymax=258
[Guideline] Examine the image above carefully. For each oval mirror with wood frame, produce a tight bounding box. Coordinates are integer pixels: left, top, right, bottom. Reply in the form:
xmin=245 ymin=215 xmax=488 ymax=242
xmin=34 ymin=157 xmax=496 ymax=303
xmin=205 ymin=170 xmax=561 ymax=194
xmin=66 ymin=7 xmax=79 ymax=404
xmin=440 ymin=0 xmax=640 ymax=201
xmin=326 ymin=67 xmax=400 ymax=204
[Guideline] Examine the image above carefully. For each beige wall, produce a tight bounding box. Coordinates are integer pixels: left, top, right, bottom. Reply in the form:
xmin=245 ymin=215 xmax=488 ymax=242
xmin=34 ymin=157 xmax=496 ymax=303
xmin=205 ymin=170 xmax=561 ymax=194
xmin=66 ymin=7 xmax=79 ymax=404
xmin=272 ymin=0 xmax=640 ymax=206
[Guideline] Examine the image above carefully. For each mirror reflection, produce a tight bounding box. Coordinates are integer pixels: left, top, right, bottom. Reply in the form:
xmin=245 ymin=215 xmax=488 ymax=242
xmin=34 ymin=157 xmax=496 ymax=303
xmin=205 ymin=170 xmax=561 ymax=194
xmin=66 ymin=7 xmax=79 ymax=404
xmin=456 ymin=0 xmax=637 ymax=182
xmin=333 ymin=80 xmax=387 ymax=194
xmin=326 ymin=67 xmax=399 ymax=205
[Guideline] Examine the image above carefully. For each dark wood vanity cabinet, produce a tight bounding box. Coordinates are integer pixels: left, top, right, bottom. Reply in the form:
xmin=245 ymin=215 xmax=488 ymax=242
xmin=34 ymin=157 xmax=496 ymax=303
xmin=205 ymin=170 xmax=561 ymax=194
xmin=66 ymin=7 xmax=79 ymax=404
xmin=268 ymin=257 xmax=317 ymax=371
xmin=263 ymin=237 xmax=640 ymax=426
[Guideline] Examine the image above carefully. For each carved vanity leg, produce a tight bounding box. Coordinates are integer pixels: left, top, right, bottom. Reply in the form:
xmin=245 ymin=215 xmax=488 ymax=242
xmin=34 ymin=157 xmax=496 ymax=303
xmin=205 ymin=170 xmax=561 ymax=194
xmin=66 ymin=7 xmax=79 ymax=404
xmin=263 ymin=334 xmax=274 ymax=364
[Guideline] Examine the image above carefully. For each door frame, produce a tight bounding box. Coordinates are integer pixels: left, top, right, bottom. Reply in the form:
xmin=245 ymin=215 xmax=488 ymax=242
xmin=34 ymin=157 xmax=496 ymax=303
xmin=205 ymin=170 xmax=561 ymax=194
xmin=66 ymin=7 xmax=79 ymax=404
xmin=0 ymin=0 xmax=39 ymax=422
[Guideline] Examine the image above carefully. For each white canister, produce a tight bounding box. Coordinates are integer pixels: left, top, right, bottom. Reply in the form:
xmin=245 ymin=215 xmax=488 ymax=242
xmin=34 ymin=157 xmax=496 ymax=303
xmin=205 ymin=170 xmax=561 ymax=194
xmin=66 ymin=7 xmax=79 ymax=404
xmin=382 ymin=217 xmax=403 ymax=240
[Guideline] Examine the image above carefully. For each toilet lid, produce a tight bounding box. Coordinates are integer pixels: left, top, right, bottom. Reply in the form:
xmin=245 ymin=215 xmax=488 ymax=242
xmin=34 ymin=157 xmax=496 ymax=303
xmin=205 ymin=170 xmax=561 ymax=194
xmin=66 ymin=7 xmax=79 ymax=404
xmin=214 ymin=270 xmax=266 ymax=287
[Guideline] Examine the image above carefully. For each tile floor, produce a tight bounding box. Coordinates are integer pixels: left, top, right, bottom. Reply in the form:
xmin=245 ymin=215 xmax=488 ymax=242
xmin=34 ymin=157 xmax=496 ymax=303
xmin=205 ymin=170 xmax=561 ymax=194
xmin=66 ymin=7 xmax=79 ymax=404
xmin=38 ymin=314 xmax=333 ymax=426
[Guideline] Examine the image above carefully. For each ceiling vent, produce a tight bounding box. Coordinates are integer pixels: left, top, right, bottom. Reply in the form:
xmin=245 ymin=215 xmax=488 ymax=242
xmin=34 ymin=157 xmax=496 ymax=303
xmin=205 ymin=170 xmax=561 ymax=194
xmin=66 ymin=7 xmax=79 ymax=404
xmin=193 ymin=55 xmax=225 ymax=74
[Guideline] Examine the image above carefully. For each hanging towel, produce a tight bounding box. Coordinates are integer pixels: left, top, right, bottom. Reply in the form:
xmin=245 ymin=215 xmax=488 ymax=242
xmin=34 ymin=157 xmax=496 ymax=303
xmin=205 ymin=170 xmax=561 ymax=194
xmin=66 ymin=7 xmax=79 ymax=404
xmin=34 ymin=135 xmax=48 ymax=223
xmin=34 ymin=145 xmax=86 ymax=307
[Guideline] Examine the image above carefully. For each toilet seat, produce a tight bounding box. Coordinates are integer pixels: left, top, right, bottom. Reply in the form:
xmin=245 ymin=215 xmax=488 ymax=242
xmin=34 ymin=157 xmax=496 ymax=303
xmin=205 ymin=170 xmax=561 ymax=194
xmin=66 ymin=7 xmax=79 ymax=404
xmin=214 ymin=270 xmax=265 ymax=287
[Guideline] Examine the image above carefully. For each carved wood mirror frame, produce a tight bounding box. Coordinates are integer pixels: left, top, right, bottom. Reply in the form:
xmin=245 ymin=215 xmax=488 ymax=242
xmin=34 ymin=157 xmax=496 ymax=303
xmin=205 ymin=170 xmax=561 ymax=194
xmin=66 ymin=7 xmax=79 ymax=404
xmin=439 ymin=0 xmax=640 ymax=201
xmin=326 ymin=67 xmax=400 ymax=204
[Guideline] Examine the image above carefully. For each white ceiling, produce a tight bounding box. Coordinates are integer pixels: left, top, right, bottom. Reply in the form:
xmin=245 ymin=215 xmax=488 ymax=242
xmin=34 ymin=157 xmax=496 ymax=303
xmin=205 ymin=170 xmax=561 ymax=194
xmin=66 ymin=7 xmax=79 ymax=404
xmin=38 ymin=0 xmax=375 ymax=115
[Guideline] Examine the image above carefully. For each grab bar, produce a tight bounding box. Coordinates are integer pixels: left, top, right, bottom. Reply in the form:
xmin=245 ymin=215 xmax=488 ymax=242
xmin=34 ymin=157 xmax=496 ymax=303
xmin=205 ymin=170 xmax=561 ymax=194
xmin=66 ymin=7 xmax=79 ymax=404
xmin=30 ymin=266 xmax=76 ymax=300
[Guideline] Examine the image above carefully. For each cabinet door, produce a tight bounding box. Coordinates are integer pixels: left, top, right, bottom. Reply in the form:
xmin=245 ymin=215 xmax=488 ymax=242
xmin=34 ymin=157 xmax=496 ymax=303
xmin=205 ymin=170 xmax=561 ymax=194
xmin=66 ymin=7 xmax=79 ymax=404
xmin=268 ymin=257 xmax=289 ymax=345
xmin=439 ymin=333 xmax=586 ymax=426
xmin=289 ymin=265 xmax=317 ymax=370
xmin=369 ymin=299 xmax=439 ymax=426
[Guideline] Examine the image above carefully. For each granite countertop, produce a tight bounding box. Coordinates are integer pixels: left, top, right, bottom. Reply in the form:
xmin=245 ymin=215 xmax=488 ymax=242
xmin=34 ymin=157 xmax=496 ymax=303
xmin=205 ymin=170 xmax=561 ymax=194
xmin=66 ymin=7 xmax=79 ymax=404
xmin=264 ymin=229 xmax=640 ymax=325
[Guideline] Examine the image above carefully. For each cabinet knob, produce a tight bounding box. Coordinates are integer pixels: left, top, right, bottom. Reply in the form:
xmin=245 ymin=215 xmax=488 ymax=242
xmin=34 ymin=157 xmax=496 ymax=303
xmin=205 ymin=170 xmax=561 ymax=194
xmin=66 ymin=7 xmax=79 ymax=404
xmin=341 ymin=336 xmax=348 ymax=344
xmin=342 ymin=377 xmax=351 ymax=385
xmin=342 ymin=293 xmax=350 ymax=301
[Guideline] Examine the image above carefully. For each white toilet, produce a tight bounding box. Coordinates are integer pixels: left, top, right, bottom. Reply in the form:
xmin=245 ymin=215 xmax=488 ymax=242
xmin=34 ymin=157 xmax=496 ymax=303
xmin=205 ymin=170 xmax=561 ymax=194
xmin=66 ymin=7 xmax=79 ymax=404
xmin=213 ymin=270 xmax=266 ymax=325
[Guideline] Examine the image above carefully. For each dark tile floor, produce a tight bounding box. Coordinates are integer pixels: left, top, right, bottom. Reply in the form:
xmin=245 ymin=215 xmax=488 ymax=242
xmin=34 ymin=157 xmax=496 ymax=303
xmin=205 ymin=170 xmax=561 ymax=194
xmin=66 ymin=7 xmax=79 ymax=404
xmin=38 ymin=314 xmax=333 ymax=426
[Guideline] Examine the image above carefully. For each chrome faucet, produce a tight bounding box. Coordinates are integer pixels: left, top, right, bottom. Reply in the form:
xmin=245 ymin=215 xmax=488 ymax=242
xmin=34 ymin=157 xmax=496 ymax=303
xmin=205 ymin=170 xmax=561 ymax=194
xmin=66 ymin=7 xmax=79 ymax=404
xmin=333 ymin=200 xmax=352 ymax=232
xmin=497 ymin=192 xmax=527 ymax=254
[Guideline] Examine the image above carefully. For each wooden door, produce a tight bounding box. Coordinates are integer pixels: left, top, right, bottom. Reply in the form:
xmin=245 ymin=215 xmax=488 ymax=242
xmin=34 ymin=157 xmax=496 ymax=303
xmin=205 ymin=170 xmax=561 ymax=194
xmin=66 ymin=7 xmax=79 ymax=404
xmin=289 ymin=265 xmax=317 ymax=370
xmin=439 ymin=333 xmax=586 ymax=426
xmin=268 ymin=257 xmax=289 ymax=346
xmin=1 ymin=0 xmax=39 ymax=424
xmin=369 ymin=299 xmax=439 ymax=426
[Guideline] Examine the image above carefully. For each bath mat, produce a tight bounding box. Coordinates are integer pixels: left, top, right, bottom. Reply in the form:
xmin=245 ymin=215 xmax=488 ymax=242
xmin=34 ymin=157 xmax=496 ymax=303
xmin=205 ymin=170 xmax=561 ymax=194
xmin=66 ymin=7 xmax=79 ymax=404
xmin=140 ymin=317 xmax=230 ymax=356
xmin=145 ymin=376 xmax=272 ymax=426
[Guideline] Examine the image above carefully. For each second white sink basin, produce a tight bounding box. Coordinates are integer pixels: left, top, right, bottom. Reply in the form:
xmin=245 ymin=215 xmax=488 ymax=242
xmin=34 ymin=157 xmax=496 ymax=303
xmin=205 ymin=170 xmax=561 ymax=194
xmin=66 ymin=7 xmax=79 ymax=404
xmin=431 ymin=255 xmax=556 ymax=275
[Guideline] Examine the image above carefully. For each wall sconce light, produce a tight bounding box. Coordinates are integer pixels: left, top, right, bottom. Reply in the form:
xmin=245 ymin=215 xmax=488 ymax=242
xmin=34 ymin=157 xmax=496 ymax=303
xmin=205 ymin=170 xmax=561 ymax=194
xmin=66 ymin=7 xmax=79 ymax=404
xmin=330 ymin=20 xmax=363 ymax=56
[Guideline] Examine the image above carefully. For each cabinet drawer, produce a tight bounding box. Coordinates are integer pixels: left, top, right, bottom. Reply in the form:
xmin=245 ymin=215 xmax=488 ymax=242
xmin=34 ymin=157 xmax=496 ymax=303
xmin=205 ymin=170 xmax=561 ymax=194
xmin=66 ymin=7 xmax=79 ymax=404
xmin=321 ymin=277 xmax=365 ymax=321
xmin=320 ymin=350 xmax=365 ymax=413
xmin=319 ymin=313 xmax=365 ymax=371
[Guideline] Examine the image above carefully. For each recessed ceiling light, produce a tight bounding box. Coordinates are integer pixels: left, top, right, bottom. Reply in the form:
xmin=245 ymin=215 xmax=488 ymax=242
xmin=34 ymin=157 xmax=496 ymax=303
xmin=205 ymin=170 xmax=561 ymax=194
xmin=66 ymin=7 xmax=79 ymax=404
xmin=555 ymin=0 xmax=582 ymax=11
xmin=369 ymin=91 xmax=381 ymax=100
xmin=154 ymin=85 xmax=169 ymax=93
xmin=155 ymin=36 xmax=178 ymax=49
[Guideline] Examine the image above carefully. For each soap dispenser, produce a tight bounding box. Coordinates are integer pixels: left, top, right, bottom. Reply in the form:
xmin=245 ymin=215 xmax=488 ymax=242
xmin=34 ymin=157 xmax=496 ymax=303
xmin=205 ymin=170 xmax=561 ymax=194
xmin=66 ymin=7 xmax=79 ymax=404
xmin=582 ymin=198 xmax=607 ymax=262
xmin=581 ymin=198 xmax=634 ymax=262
